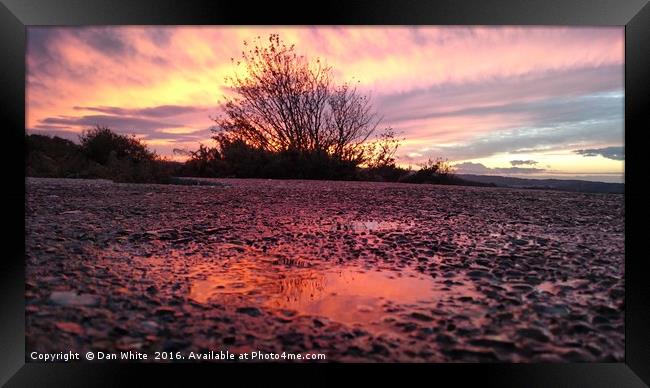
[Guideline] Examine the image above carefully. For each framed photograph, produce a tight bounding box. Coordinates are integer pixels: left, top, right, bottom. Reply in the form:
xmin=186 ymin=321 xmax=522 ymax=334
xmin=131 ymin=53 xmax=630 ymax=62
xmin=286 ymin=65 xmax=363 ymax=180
xmin=2 ymin=0 xmax=649 ymax=386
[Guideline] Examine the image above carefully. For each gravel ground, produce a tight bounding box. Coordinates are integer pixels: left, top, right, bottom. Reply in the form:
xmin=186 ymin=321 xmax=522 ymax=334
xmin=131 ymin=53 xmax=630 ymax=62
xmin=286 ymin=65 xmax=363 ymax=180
xmin=25 ymin=177 xmax=625 ymax=362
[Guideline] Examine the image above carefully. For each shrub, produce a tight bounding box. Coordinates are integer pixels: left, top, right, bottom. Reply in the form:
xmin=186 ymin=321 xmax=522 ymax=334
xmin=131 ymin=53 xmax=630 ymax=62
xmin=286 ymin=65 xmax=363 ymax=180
xmin=174 ymin=144 xmax=226 ymax=178
xmin=399 ymin=158 xmax=456 ymax=184
xmin=26 ymin=127 xmax=173 ymax=184
xmin=26 ymin=134 xmax=109 ymax=179
xmin=212 ymin=34 xmax=391 ymax=174
xmin=79 ymin=126 xmax=156 ymax=165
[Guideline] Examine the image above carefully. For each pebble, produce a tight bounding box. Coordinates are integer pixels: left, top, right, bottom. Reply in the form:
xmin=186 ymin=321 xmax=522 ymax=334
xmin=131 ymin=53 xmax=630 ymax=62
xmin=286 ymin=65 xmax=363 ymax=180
xmin=516 ymin=328 xmax=550 ymax=342
xmin=236 ymin=307 xmax=262 ymax=317
xmin=49 ymin=291 xmax=99 ymax=307
xmin=54 ymin=321 xmax=84 ymax=335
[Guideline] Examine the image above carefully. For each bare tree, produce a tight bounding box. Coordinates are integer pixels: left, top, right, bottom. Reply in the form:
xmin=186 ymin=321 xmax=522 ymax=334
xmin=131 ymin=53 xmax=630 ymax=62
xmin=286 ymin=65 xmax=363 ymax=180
xmin=327 ymin=83 xmax=380 ymax=163
xmin=213 ymin=34 xmax=386 ymax=165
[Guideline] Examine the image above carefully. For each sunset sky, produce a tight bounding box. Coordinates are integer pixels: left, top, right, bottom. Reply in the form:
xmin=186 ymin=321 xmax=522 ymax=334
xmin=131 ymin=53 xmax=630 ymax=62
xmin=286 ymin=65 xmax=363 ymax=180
xmin=26 ymin=26 xmax=624 ymax=182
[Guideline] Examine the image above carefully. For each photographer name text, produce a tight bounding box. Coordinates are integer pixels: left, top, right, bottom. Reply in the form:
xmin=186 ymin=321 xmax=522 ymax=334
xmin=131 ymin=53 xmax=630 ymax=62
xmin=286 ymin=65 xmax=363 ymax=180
xmin=30 ymin=350 xmax=326 ymax=361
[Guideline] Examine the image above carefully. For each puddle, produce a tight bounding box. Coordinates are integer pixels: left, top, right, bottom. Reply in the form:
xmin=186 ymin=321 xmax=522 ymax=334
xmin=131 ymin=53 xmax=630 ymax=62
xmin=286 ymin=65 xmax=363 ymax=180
xmin=188 ymin=257 xmax=476 ymax=331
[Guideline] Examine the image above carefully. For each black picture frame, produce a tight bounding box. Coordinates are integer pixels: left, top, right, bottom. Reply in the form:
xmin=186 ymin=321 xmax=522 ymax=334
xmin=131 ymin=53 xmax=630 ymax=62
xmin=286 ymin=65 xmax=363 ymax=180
xmin=2 ymin=0 xmax=649 ymax=386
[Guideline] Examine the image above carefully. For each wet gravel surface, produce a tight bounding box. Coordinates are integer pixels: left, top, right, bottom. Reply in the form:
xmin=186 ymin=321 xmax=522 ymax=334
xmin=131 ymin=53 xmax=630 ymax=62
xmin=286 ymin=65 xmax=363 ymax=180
xmin=25 ymin=177 xmax=625 ymax=362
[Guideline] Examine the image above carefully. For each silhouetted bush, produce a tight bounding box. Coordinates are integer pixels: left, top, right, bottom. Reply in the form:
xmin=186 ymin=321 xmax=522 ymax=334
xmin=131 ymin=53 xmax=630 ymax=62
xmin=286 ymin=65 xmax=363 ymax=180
xmin=175 ymin=137 xmax=462 ymax=184
xmin=211 ymin=34 xmax=394 ymax=175
xmin=26 ymin=134 xmax=110 ymax=179
xmin=27 ymin=130 xmax=482 ymax=187
xmin=399 ymin=158 xmax=457 ymax=184
xmin=79 ymin=126 xmax=157 ymax=165
xmin=217 ymin=137 xmax=270 ymax=178
xmin=357 ymin=165 xmax=411 ymax=182
xmin=174 ymin=144 xmax=226 ymax=178
xmin=26 ymin=127 xmax=174 ymax=183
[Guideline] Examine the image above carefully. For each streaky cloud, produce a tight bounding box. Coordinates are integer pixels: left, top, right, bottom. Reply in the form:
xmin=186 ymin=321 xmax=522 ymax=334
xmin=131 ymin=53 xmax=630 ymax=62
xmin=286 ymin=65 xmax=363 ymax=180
xmin=510 ymin=160 xmax=538 ymax=166
xmin=73 ymin=104 xmax=208 ymax=118
xmin=42 ymin=115 xmax=181 ymax=132
xmin=574 ymin=146 xmax=624 ymax=160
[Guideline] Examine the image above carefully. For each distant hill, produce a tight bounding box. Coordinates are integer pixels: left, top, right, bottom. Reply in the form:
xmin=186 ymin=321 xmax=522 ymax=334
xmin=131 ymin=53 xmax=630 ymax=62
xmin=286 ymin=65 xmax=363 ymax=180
xmin=456 ymin=174 xmax=624 ymax=194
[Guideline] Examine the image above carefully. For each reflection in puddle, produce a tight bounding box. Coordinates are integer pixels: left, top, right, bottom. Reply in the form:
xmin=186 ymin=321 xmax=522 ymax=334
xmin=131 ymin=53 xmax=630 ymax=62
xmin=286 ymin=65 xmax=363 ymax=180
xmin=263 ymin=269 xmax=437 ymax=327
xmin=189 ymin=258 xmax=472 ymax=330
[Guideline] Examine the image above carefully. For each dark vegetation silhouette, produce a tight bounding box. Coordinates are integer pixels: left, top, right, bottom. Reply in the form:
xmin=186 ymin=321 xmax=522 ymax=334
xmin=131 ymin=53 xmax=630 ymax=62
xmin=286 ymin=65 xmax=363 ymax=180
xmin=27 ymin=127 xmax=469 ymax=185
xmin=27 ymin=35 xmax=469 ymax=185
xmin=216 ymin=35 xmax=382 ymax=164
xmin=26 ymin=126 xmax=174 ymax=183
